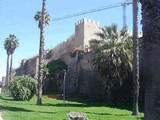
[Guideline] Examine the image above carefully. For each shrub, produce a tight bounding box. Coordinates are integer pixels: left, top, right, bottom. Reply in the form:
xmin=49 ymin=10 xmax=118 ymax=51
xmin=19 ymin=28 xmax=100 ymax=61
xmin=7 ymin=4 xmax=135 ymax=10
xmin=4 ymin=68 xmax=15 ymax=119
xmin=9 ymin=76 xmax=37 ymax=101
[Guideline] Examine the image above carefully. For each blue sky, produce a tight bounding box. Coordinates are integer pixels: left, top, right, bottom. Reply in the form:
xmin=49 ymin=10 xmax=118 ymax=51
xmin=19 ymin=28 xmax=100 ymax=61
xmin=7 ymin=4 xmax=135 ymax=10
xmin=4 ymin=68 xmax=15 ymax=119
xmin=0 ymin=0 xmax=142 ymax=80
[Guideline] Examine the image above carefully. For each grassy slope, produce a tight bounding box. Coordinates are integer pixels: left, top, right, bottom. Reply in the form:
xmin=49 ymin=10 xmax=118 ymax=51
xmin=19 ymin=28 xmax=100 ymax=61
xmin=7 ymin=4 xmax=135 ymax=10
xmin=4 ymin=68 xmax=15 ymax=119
xmin=0 ymin=95 xmax=144 ymax=120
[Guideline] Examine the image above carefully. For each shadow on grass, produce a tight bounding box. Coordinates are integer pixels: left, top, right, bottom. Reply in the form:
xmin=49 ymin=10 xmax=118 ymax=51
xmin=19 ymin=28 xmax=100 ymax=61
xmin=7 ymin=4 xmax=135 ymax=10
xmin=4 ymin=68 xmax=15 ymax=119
xmin=43 ymin=103 xmax=87 ymax=107
xmin=43 ymin=102 xmax=144 ymax=119
xmin=86 ymin=112 xmax=144 ymax=119
xmin=3 ymin=106 xmax=33 ymax=112
xmin=43 ymin=101 xmax=133 ymax=111
xmin=86 ymin=112 xmax=131 ymax=116
xmin=2 ymin=106 xmax=57 ymax=114
xmin=0 ymin=97 xmax=15 ymax=101
xmin=55 ymin=98 xmax=144 ymax=113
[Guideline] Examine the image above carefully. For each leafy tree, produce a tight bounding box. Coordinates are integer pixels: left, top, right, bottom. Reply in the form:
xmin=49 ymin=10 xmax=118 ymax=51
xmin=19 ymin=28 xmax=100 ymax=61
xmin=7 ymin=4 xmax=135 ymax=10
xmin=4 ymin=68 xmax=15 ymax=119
xmin=9 ymin=76 xmax=37 ymax=101
xmin=47 ymin=60 xmax=67 ymax=73
xmin=4 ymin=34 xmax=19 ymax=92
xmin=90 ymin=24 xmax=132 ymax=89
xmin=44 ymin=60 xmax=67 ymax=94
xmin=34 ymin=0 xmax=50 ymax=105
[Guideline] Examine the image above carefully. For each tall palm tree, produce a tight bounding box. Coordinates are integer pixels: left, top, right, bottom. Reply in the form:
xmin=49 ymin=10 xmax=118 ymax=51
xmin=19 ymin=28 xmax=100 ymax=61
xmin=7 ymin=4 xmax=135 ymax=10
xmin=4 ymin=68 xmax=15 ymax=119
xmin=132 ymin=0 xmax=139 ymax=115
xmin=90 ymin=24 xmax=132 ymax=89
xmin=140 ymin=0 xmax=160 ymax=119
xmin=4 ymin=39 xmax=11 ymax=92
xmin=34 ymin=0 xmax=50 ymax=105
xmin=4 ymin=34 xmax=19 ymax=92
xmin=9 ymin=35 xmax=19 ymax=81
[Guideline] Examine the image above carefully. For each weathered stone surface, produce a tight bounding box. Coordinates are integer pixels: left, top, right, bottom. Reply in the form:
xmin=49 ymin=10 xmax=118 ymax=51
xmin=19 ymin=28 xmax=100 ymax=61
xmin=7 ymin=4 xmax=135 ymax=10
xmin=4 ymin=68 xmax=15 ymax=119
xmin=62 ymin=52 xmax=106 ymax=101
xmin=13 ymin=18 xmax=133 ymax=103
xmin=67 ymin=112 xmax=88 ymax=120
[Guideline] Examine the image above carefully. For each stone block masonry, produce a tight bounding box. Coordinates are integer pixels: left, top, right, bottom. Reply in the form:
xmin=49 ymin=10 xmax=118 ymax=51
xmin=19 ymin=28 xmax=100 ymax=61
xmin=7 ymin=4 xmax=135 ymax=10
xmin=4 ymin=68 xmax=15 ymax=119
xmin=14 ymin=18 xmax=101 ymax=78
xmin=12 ymin=18 xmax=133 ymax=102
xmin=15 ymin=56 xmax=39 ymax=79
xmin=45 ymin=18 xmax=101 ymax=60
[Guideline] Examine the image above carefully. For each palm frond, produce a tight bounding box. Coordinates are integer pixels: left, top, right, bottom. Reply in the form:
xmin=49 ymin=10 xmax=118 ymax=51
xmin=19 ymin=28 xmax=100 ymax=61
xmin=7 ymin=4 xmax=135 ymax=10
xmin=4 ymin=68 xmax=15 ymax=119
xmin=34 ymin=11 xmax=51 ymax=28
xmin=4 ymin=34 xmax=19 ymax=55
xmin=89 ymin=24 xmax=132 ymax=88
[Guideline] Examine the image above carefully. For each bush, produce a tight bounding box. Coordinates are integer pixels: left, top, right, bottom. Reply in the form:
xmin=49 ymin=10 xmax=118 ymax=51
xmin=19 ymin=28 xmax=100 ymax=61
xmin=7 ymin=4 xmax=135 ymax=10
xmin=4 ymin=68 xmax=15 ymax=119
xmin=9 ymin=76 xmax=37 ymax=101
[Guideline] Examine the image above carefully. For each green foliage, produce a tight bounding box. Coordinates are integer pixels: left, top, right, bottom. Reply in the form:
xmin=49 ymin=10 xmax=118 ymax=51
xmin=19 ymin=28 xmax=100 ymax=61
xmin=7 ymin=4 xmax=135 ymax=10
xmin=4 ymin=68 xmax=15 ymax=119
xmin=34 ymin=11 xmax=51 ymax=28
xmin=47 ymin=59 xmax=67 ymax=73
xmin=4 ymin=34 xmax=19 ymax=55
xmin=44 ymin=60 xmax=67 ymax=94
xmin=9 ymin=76 xmax=37 ymax=101
xmin=90 ymin=24 xmax=132 ymax=88
xmin=1 ymin=86 xmax=6 ymax=94
xmin=42 ymin=63 xmax=49 ymax=78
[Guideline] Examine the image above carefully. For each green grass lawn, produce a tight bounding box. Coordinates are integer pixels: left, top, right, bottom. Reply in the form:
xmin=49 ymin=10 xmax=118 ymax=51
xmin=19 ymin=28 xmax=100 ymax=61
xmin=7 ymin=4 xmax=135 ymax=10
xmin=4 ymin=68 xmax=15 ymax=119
xmin=0 ymin=94 xmax=144 ymax=120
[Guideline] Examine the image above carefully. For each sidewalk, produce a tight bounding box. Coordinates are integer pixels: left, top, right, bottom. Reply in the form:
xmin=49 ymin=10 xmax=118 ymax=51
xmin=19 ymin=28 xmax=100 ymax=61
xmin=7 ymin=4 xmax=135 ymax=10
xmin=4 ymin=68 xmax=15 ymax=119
xmin=0 ymin=113 xmax=3 ymax=120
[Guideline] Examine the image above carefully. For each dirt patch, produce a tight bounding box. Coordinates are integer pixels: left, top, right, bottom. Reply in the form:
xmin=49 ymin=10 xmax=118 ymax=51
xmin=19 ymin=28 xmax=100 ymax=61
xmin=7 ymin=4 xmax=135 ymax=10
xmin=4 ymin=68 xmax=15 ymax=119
xmin=47 ymin=94 xmax=62 ymax=99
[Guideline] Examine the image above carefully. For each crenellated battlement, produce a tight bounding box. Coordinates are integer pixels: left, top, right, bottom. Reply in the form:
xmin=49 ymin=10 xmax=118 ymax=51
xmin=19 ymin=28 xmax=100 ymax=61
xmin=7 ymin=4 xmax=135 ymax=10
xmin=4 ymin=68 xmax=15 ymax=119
xmin=53 ymin=34 xmax=75 ymax=50
xmin=75 ymin=18 xmax=99 ymax=26
xmin=66 ymin=34 xmax=75 ymax=42
xmin=15 ymin=18 xmax=101 ymax=76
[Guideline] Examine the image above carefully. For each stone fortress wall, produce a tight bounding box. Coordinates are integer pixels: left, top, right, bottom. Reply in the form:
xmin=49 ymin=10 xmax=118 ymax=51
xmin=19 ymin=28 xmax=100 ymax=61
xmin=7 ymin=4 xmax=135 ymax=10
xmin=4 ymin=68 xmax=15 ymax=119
xmin=6 ymin=18 xmax=134 ymax=102
xmin=45 ymin=18 xmax=100 ymax=60
xmin=15 ymin=56 xmax=39 ymax=79
xmin=15 ymin=18 xmax=101 ymax=78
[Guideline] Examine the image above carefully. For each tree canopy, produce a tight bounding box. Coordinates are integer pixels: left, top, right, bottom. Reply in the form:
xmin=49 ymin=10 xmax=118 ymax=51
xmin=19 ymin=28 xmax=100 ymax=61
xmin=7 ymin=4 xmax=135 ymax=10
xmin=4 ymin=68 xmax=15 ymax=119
xmin=4 ymin=34 xmax=19 ymax=55
xmin=90 ymin=24 xmax=132 ymax=88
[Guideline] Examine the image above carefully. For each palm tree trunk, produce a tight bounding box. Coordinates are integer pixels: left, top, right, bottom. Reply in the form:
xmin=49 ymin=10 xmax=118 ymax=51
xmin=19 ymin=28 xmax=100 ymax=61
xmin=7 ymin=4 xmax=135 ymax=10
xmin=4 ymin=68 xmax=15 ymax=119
xmin=9 ymin=54 xmax=13 ymax=82
xmin=5 ymin=55 xmax=10 ymax=93
xmin=37 ymin=0 xmax=46 ymax=105
xmin=141 ymin=0 xmax=160 ymax=119
xmin=132 ymin=0 xmax=139 ymax=115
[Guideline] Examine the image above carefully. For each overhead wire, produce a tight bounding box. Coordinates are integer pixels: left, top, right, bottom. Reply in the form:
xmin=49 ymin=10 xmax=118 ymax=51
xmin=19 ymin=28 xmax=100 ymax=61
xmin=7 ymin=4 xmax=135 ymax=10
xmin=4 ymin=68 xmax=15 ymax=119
xmin=52 ymin=1 xmax=132 ymax=22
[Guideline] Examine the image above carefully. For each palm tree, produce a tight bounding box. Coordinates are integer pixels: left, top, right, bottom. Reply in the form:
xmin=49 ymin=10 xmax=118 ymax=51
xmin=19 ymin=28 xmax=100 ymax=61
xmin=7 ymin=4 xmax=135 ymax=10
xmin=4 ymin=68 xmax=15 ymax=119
xmin=90 ymin=24 xmax=132 ymax=89
xmin=132 ymin=0 xmax=139 ymax=115
xmin=34 ymin=0 xmax=50 ymax=105
xmin=9 ymin=35 xmax=19 ymax=81
xmin=4 ymin=39 xmax=11 ymax=92
xmin=34 ymin=11 xmax=50 ymax=29
xmin=4 ymin=34 xmax=19 ymax=92
xmin=140 ymin=0 xmax=160 ymax=120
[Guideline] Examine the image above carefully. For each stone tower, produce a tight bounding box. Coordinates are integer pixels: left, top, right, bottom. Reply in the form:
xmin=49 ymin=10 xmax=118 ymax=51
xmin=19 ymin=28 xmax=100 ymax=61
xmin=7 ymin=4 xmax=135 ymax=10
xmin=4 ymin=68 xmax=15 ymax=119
xmin=75 ymin=18 xmax=100 ymax=52
xmin=14 ymin=18 xmax=101 ymax=77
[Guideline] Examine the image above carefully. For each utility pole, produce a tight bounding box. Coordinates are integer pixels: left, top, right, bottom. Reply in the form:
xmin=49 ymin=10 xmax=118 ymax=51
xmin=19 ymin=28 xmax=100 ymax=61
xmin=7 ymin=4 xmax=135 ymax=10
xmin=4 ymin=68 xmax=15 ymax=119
xmin=63 ymin=69 xmax=67 ymax=106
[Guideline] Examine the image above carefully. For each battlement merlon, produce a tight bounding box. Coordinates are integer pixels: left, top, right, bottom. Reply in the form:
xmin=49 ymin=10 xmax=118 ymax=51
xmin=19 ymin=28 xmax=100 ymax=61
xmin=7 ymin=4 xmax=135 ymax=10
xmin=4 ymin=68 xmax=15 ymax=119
xmin=75 ymin=18 xmax=99 ymax=26
xmin=66 ymin=34 xmax=75 ymax=42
